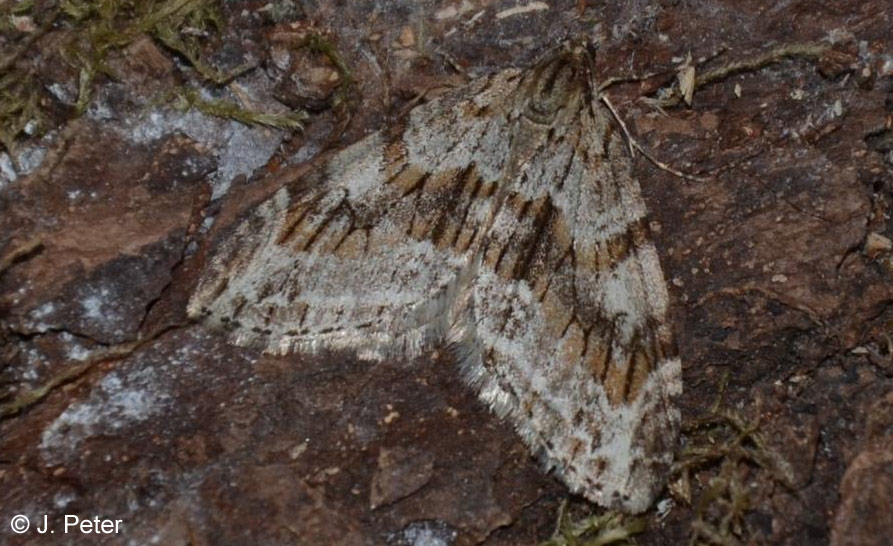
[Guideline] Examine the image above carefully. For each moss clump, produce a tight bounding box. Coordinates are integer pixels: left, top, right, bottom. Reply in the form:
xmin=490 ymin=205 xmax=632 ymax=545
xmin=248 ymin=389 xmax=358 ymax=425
xmin=173 ymin=88 xmax=306 ymax=131
xmin=541 ymin=500 xmax=646 ymax=546
xmin=58 ymin=0 xmax=235 ymax=108
xmin=0 ymin=0 xmax=307 ymax=159
xmin=304 ymin=32 xmax=352 ymax=113
xmin=0 ymin=69 xmax=45 ymax=163
xmin=673 ymin=410 xmax=795 ymax=546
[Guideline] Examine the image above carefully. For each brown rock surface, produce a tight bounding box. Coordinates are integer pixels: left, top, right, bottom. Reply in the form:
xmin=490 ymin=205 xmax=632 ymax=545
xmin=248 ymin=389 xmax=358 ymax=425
xmin=830 ymin=392 xmax=893 ymax=546
xmin=2 ymin=1 xmax=893 ymax=545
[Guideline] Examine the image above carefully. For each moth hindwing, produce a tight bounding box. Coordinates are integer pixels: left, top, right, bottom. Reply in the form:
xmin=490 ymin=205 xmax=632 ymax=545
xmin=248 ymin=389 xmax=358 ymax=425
xmin=188 ymin=47 xmax=682 ymax=513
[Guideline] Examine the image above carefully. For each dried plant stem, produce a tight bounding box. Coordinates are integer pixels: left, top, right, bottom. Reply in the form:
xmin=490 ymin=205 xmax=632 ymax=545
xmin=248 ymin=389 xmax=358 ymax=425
xmin=601 ymin=94 xmax=705 ymax=182
xmin=0 ymin=324 xmax=183 ymax=419
xmin=656 ymin=41 xmax=831 ymax=108
xmin=0 ymin=237 xmax=43 ymax=276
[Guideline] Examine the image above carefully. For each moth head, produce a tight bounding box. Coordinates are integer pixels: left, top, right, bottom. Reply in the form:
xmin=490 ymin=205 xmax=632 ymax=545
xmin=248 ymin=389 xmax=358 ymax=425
xmin=525 ymin=46 xmax=595 ymax=121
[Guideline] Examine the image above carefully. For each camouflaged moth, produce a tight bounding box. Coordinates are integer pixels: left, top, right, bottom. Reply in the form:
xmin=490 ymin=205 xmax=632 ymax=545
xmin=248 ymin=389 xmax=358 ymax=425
xmin=189 ymin=45 xmax=682 ymax=513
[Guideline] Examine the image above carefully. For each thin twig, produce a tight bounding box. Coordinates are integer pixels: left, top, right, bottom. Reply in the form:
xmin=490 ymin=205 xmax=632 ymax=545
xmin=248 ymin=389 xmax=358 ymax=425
xmin=698 ymin=42 xmax=829 ymax=88
xmin=437 ymin=47 xmax=468 ymax=77
xmin=655 ymin=41 xmax=831 ymax=108
xmin=601 ymin=94 xmax=705 ymax=182
xmin=0 ymin=237 xmax=43 ymax=276
xmin=0 ymin=323 xmax=184 ymax=419
xmin=597 ymin=68 xmax=670 ymax=93
xmin=597 ymin=45 xmax=728 ymax=93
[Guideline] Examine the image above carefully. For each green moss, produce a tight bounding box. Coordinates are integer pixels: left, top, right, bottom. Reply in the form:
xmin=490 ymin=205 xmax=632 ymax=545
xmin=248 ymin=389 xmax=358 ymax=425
xmin=0 ymin=70 xmax=44 ymax=162
xmin=674 ymin=409 xmax=795 ymax=546
xmin=11 ymin=0 xmax=36 ymax=14
xmin=58 ymin=0 xmax=234 ymax=111
xmin=304 ymin=32 xmax=352 ymax=112
xmin=173 ymin=88 xmax=307 ymax=130
xmin=541 ymin=500 xmax=646 ymax=546
xmin=0 ymin=0 xmax=308 ymax=157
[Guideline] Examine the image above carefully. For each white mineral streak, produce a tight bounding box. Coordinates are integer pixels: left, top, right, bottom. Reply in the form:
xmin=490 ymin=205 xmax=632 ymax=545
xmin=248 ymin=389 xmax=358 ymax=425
xmin=40 ymin=370 xmax=167 ymax=464
xmin=495 ymin=2 xmax=550 ymax=20
xmin=189 ymin=48 xmax=681 ymax=513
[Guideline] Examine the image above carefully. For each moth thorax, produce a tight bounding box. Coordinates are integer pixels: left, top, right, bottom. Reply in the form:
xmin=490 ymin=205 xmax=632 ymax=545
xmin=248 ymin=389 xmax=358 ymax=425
xmin=527 ymin=57 xmax=586 ymax=121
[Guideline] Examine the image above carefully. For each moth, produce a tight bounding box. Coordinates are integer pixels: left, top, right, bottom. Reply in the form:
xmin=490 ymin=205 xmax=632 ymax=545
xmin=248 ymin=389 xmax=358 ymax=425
xmin=188 ymin=45 xmax=682 ymax=513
